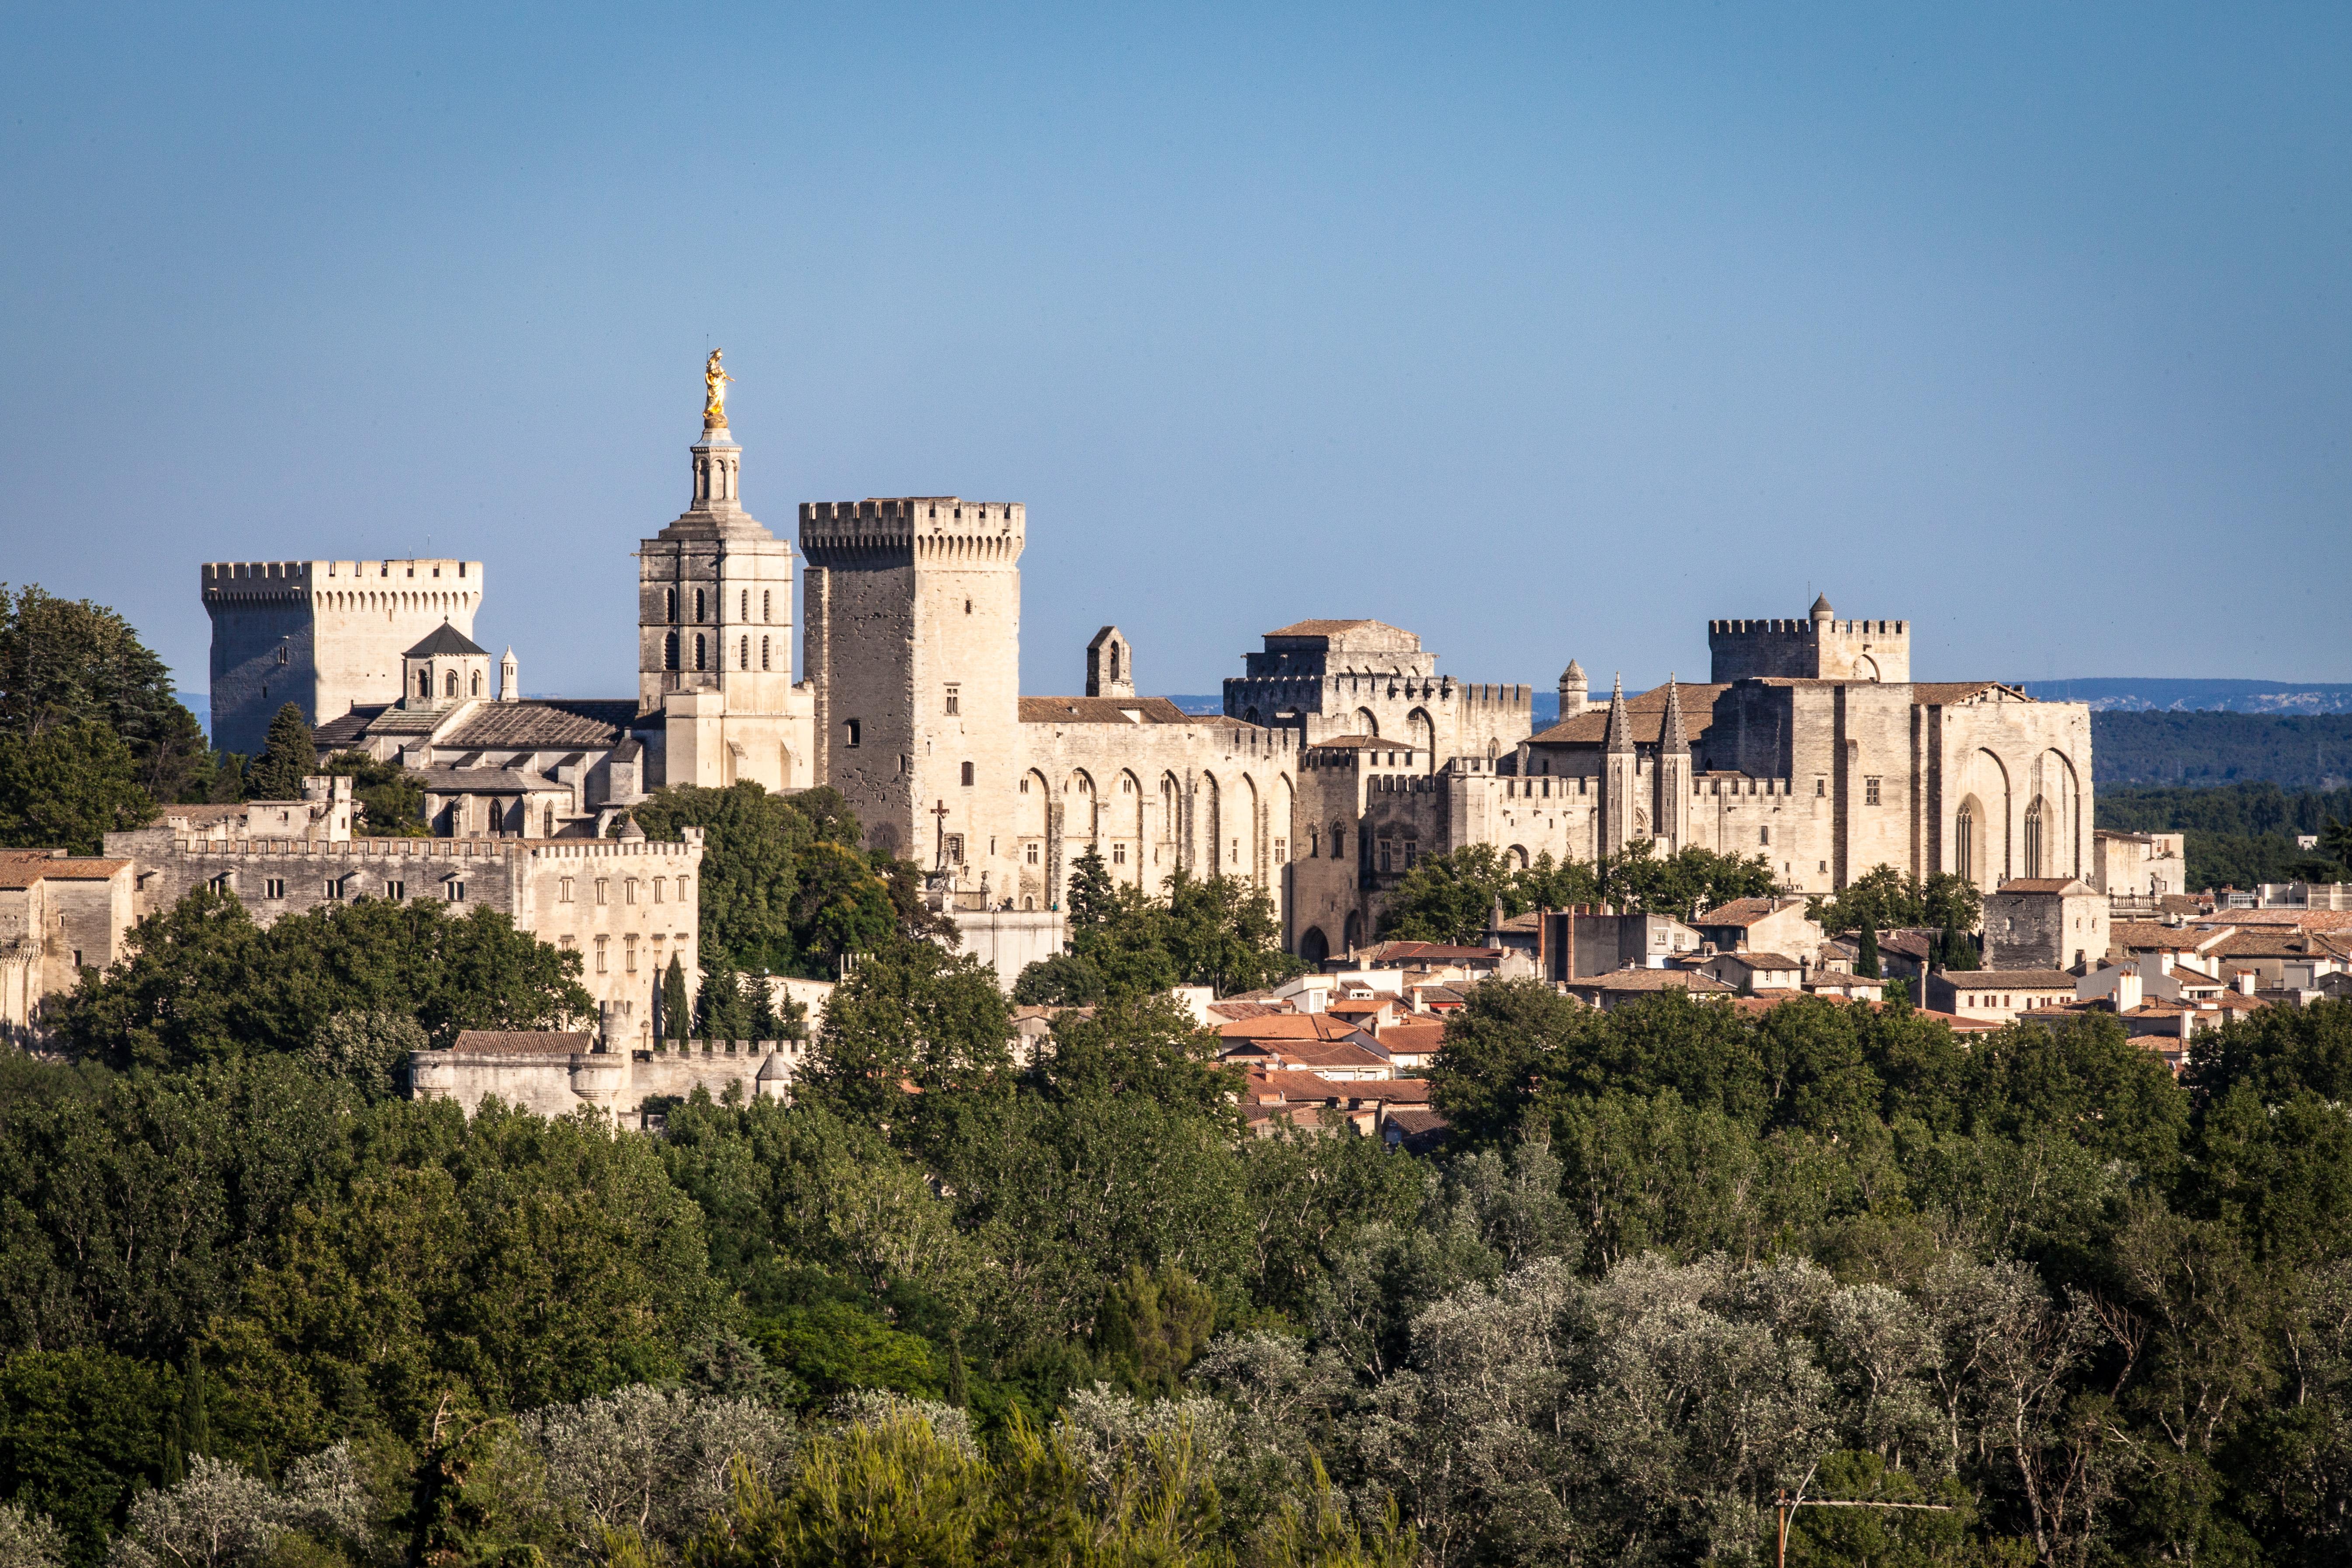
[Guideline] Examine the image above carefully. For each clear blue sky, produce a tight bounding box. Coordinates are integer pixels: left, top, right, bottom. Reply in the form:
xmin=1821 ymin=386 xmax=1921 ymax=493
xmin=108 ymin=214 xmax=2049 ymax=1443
xmin=4 ymin=3 xmax=2346 ymax=702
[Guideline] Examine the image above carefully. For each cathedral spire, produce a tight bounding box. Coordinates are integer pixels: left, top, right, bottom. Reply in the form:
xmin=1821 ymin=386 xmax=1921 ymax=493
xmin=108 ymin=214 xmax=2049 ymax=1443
xmin=1660 ymin=672 xmax=1688 ymax=755
xmin=1604 ymin=672 xmax=1635 ymax=755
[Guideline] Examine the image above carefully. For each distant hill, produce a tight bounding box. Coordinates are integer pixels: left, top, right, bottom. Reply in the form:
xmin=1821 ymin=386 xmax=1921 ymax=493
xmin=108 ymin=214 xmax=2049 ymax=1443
xmin=2016 ymin=678 xmax=2352 ymax=714
xmin=1171 ymin=686 xmax=2352 ymax=792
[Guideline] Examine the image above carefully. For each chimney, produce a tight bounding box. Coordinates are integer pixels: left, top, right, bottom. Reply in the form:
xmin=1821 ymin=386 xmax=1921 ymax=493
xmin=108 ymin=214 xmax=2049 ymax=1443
xmin=2234 ymin=969 xmax=2257 ymax=995
xmin=2114 ymin=970 xmax=2142 ymax=1013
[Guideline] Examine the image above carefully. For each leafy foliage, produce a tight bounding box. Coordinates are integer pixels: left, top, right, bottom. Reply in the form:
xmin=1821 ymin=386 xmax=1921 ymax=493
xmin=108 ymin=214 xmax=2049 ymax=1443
xmin=0 ymin=722 xmax=152 ymax=854
xmin=0 ymin=585 xmax=209 ymax=807
xmin=54 ymin=890 xmax=595 ymax=1070
xmin=2099 ymin=782 xmax=2352 ymax=890
xmin=1379 ymin=841 xmax=1778 ymax=943
xmin=1810 ymin=864 xmax=1982 ymax=935
xmin=633 ymin=783 xmax=953 ymax=978
xmin=319 ymin=751 xmax=426 ymax=836
xmin=240 ymin=705 xmax=317 ymax=803
xmin=1018 ymin=864 xmax=1306 ymax=1004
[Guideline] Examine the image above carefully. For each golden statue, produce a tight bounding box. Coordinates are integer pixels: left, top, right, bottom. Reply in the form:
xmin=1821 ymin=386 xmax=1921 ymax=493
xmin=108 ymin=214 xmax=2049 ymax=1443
xmin=703 ymin=349 xmax=733 ymax=428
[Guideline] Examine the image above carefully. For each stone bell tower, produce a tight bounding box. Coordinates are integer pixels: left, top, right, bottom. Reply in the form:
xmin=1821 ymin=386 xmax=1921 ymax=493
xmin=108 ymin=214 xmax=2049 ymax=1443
xmin=636 ymin=351 xmax=814 ymax=790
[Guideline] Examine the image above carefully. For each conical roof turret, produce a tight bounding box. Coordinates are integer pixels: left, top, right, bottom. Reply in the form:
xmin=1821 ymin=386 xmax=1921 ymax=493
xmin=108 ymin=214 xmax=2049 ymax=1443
xmin=1661 ymin=673 xmax=1689 ymax=754
xmin=1604 ymin=673 xmax=1635 ymax=755
xmin=1810 ymin=592 xmax=1835 ymax=620
xmin=1562 ymin=658 xmax=1586 ymax=683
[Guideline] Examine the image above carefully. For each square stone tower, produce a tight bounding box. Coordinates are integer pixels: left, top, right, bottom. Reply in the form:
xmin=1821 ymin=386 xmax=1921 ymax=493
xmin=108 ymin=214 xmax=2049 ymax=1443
xmin=800 ymin=496 xmax=1025 ymax=900
xmin=637 ymin=359 xmax=814 ymax=791
xmin=204 ymin=557 xmax=482 ymax=757
xmin=1707 ymin=595 xmax=1911 ymax=684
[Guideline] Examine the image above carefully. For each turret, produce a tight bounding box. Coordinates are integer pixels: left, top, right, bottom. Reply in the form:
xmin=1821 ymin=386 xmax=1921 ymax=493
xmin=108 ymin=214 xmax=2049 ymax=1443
xmin=1558 ymin=659 xmax=1588 ymax=720
xmin=1087 ymin=626 xmax=1135 ymax=699
xmin=499 ymin=647 xmax=520 ymax=702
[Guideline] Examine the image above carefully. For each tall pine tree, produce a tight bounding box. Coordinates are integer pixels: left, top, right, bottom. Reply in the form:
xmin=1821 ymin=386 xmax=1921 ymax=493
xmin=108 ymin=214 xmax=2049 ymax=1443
xmin=243 ymin=702 xmax=318 ymax=800
xmin=1855 ymin=923 xmax=1881 ymax=980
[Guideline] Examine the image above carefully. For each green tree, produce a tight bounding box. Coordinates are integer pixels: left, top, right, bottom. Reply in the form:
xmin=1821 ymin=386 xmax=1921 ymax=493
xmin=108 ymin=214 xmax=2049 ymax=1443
xmin=1856 ymin=924 xmax=1881 ymax=979
xmin=1378 ymin=844 xmax=1520 ymax=945
xmin=57 ymin=890 xmax=595 ymax=1071
xmin=662 ymin=953 xmax=692 ymax=1042
xmin=0 ymin=584 xmax=210 ymax=805
xmin=0 ymin=720 xmax=153 ymax=852
xmin=1159 ymin=868 xmax=1307 ymax=996
xmin=320 ymin=751 xmax=426 ymax=836
xmin=1599 ymin=840 xmax=1780 ymax=920
xmin=1064 ymin=845 xmax=1116 ymax=926
xmin=697 ymin=956 xmax=754 ymax=1042
xmin=800 ymin=943 xmax=1012 ymax=1135
xmin=241 ymin=704 xmax=317 ymax=802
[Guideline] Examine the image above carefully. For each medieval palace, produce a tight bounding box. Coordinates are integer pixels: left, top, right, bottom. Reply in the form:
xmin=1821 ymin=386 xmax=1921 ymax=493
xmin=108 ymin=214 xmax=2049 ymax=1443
xmin=189 ymin=354 xmax=2095 ymax=988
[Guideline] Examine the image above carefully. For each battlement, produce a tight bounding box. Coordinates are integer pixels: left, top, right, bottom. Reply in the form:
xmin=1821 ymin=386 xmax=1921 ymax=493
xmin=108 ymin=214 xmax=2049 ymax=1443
xmin=202 ymin=558 xmax=479 ymax=601
xmin=1706 ymin=619 xmax=1906 ymax=637
xmin=1708 ymin=607 xmax=1910 ymax=683
xmin=798 ymin=498 xmax=1025 ymax=566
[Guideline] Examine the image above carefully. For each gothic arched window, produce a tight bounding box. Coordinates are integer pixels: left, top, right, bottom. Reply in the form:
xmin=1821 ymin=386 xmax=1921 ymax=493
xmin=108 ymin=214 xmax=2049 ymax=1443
xmin=2024 ymin=798 xmax=2046 ymax=879
xmin=470 ymin=671 xmax=482 ymax=696
xmin=762 ymin=591 xmax=772 ymax=623
xmin=664 ymin=631 xmax=679 ymax=671
xmin=693 ymin=634 xmax=707 ymax=672
xmin=1955 ymin=804 xmax=1976 ymax=884
xmin=693 ymin=588 xmax=706 ymax=623
xmin=417 ymin=669 xmax=430 ymax=698
xmin=443 ymin=669 xmax=458 ymax=698
xmin=665 ymin=588 xmax=676 ymax=623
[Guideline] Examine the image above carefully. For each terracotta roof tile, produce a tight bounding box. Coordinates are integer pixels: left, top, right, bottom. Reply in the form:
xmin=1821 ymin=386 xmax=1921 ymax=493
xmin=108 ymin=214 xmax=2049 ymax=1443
xmin=1018 ymin=695 xmax=1198 ymax=724
xmin=448 ymin=1030 xmax=596 ymax=1055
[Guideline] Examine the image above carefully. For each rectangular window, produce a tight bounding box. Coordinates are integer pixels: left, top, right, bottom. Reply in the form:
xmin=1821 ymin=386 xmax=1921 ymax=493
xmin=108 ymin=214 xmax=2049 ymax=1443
xmin=559 ymin=876 xmax=574 ymax=903
xmin=1815 ymin=777 xmax=1826 ymax=797
xmin=1275 ymin=838 xmax=1288 ymax=864
xmin=1112 ymin=843 xmax=1127 ymax=865
xmin=596 ymin=878 xmax=609 ymax=905
xmin=961 ymin=761 xmax=974 ymax=786
xmin=1404 ymin=841 xmax=1419 ymax=868
xmin=595 ymin=935 xmax=608 ymax=974
xmin=1760 ymin=827 xmax=1770 ymax=846
xmin=944 ymin=685 xmax=960 ymax=716
xmin=265 ymin=878 xmax=286 ymax=899
xmin=324 ymin=879 xmax=339 ymax=900
xmin=677 ymin=876 xmax=689 ymax=901
xmin=1378 ymin=840 xmax=1393 ymax=872
xmin=1026 ymin=843 xmax=1039 ymax=865
xmin=945 ymin=834 xmax=964 ymax=865
xmin=652 ymin=877 xmax=665 ymax=903
xmin=1864 ymin=776 xmax=1882 ymax=806
xmin=741 ymin=589 xmax=749 ymax=621
xmin=625 ymin=935 xmax=638 ymax=973
xmin=447 ymin=881 xmax=465 ymax=901
xmin=845 ymin=719 xmax=861 ymax=748
xmin=625 ymin=878 xmax=638 ymax=905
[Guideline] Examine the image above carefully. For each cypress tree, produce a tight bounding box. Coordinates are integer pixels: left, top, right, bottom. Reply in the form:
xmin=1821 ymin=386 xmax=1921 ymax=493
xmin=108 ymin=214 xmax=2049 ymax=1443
xmin=1856 ymin=923 xmax=1881 ymax=980
xmin=662 ymin=953 xmax=692 ymax=1042
xmin=244 ymin=702 xmax=317 ymax=800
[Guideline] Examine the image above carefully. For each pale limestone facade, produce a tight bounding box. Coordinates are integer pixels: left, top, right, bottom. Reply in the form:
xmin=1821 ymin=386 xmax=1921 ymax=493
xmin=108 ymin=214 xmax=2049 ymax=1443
xmin=0 ymin=851 xmax=135 ymax=1043
xmin=104 ymin=786 xmax=703 ymax=1048
xmin=1285 ymin=598 xmax=2094 ymax=963
xmin=411 ymin=1034 xmax=805 ymax=1121
xmin=640 ymin=420 xmax=817 ymax=793
xmin=797 ymin=493 xmax=1302 ymax=925
xmin=205 ymin=557 xmax=483 ymax=756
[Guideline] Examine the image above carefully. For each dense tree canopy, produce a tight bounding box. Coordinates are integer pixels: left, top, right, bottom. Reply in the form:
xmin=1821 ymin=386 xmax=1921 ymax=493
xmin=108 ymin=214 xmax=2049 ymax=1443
xmin=53 ymin=890 xmax=594 ymax=1071
xmin=0 ymin=721 xmax=152 ymax=854
xmin=0 ymin=585 xmax=210 ymax=806
xmin=1015 ymin=852 xmax=1306 ymax=1004
xmin=1378 ymin=840 xmax=1778 ymax=944
xmin=10 ymin=745 xmax=2352 ymax=1566
xmin=633 ymin=783 xmax=952 ymax=980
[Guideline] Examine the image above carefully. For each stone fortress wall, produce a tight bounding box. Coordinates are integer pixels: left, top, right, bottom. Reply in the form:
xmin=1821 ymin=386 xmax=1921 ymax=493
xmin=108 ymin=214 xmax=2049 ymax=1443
xmin=204 ymin=558 xmax=482 ymax=756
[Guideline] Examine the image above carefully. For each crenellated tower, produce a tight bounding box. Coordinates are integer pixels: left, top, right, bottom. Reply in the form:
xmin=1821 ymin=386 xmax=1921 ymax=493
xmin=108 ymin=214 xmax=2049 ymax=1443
xmin=800 ymin=496 xmax=1026 ymax=895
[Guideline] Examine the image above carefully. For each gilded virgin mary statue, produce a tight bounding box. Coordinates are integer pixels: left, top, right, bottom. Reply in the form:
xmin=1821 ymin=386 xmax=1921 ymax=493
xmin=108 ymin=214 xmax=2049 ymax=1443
xmin=703 ymin=349 xmax=733 ymax=429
